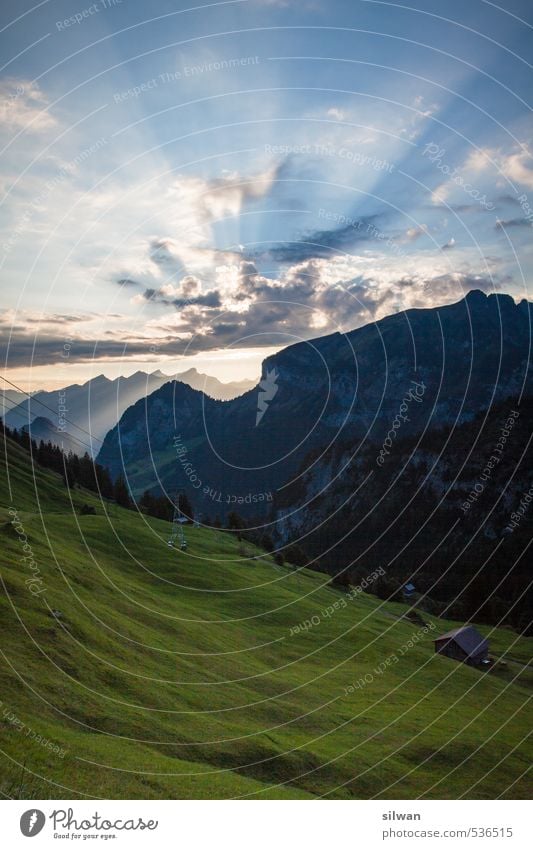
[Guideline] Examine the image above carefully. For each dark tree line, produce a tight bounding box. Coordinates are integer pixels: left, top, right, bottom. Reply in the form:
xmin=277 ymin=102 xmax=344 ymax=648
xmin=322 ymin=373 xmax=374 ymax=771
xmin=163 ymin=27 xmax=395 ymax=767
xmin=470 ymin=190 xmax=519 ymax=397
xmin=2 ymin=417 xmax=201 ymax=527
xmin=137 ymin=490 xmax=193 ymax=521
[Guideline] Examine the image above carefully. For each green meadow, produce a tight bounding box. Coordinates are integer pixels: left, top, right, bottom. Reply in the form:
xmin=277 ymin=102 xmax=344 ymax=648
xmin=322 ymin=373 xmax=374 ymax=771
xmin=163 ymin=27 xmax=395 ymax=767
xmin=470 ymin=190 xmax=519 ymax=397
xmin=0 ymin=436 xmax=531 ymax=799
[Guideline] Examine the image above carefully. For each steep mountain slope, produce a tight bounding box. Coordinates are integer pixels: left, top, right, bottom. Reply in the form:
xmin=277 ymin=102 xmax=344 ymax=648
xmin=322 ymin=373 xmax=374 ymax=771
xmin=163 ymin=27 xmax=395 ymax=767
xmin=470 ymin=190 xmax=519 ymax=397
xmin=272 ymin=397 xmax=533 ymax=631
xmin=97 ymin=291 xmax=533 ymax=517
xmin=0 ymin=433 xmax=531 ymax=799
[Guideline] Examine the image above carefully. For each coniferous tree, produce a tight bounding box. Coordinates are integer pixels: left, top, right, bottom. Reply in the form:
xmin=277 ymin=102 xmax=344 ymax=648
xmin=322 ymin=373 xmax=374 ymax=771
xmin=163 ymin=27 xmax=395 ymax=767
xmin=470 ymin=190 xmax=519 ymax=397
xmin=114 ymin=474 xmax=132 ymax=509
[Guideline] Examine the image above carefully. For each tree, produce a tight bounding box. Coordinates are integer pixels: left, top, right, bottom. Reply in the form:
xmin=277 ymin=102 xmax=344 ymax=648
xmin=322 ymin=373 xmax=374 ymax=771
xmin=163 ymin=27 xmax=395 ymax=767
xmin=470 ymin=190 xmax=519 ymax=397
xmin=114 ymin=474 xmax=132 ymax=509
xmin=177 ymin=492 xmax=193 ymax=521
xmin=227 ymin=511 xmax=244 ymax=530
xmin=285 ymin=544 xmax=308 ymax=568
xmin=259 ymin=533 xmax=274 ymax=552
xmin=139 ymin=489 xmax=155 ymax=515
xmin=95 ymin=463 xmax=114 ymax=499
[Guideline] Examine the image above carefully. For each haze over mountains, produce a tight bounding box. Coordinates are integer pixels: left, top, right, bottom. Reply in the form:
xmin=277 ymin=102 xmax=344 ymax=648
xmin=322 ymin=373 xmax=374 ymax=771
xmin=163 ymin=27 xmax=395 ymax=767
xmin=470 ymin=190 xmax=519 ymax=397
xmin=4 ymin=367 xmax=256 ymax=450
xmin=0 ymin=389 xmax=24 ymax=421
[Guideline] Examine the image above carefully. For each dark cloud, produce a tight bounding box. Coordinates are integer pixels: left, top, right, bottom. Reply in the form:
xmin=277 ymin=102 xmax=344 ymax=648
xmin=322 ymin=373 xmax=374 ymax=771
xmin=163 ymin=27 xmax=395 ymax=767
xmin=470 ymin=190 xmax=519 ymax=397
xmin=254 ymin=214 xmax=383 ymax=263
xmin=116 ymin=278 xmax=139 ymax=287
xmin=495 ymin=195 xmax=521 ymax=207
xmin=172 ymin=291 xmax=222 ymax=309
xmin=495 ymin=218 xmax=531 ymax=230
xmin=22 ymin=314 xmax=87 ymax=324
xmin=423 ymin=202 xmax=481 ymax=214
xmin=141 ymin=287 xmax=222 ymax=309
xmin=0 ymin=333 xmax=191 ymax=369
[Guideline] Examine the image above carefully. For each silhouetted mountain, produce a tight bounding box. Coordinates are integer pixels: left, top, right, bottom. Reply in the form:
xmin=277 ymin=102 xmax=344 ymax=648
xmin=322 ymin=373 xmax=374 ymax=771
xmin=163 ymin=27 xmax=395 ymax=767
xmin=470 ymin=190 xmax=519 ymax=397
xmin=21 ymin=416 xmax=81 ymax=455
xmin=97 ymin=290 xmax=533 ymax=509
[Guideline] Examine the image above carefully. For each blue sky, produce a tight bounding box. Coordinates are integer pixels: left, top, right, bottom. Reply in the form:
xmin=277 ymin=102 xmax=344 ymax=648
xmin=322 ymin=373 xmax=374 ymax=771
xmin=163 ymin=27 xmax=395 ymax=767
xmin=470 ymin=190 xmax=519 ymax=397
xmin=1 ymin=0 xmax=532 ymax=388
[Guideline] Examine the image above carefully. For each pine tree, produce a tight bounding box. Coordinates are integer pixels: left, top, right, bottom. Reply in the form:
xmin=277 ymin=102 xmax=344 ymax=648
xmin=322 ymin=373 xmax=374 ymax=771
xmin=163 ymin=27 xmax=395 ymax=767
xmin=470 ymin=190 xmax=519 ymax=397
xmin=114 ymin=474 xmax=132 ymax=509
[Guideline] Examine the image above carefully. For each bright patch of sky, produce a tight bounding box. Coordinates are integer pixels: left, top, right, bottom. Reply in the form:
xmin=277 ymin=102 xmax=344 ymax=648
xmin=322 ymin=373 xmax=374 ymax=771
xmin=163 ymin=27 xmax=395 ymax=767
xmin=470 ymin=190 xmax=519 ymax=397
xmin=0 ymin=0 xmax=532 ymax=388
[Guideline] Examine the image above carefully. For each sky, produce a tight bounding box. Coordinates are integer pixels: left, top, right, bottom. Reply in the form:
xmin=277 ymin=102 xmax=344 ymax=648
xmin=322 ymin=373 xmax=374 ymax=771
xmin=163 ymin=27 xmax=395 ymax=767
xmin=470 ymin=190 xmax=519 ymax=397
xmin=0 ymin=0 xmax=532 ymax=390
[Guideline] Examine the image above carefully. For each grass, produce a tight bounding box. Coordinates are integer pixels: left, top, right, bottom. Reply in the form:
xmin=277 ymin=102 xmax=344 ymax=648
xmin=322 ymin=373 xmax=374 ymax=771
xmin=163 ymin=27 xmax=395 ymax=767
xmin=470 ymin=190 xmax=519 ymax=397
xmin=0 ymin=436 xmax=531 ymax=799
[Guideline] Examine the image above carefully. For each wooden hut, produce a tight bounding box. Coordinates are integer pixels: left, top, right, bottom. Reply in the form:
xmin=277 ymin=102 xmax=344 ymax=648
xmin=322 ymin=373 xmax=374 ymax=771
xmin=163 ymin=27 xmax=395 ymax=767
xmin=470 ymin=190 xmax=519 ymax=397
xmin=434 ymin=625 xmax=489 ymax=666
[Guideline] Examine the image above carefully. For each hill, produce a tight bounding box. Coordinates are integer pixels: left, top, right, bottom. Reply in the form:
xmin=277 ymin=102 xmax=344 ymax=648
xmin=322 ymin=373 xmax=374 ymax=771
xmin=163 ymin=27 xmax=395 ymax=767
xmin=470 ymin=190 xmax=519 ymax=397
xmin=0 ymin=432 xmax=531 ymax=799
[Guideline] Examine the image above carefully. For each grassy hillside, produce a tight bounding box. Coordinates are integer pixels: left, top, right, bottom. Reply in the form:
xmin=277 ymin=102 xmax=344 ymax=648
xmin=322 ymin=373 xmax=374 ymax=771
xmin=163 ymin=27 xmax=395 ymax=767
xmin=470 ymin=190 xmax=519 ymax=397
xmin=0 ymin=435 xmax=531 ymax=799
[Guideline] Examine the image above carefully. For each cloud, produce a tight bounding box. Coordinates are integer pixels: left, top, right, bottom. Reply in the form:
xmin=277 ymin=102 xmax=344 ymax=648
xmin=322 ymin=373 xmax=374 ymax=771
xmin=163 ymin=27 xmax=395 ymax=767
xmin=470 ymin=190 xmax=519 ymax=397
xmin=404 ymin=225 xmax=429 ymax=242
xmin=464 ymin=148 xmax=496 ymax=171
xmin=498 ymin=146 xmax=533 ymax=189
xmin=122 ymin=163 xmax=283 ymax=282
xmin=0 ymin=80 xmax=57 ymax=134
xmin=116 ymin=278 xmax=140 ymax=287
xmin=465 ymin=144 xmax=533 ymax=190
xmin=326 ymin=108 xmax=345 ymax=121
xmin=138 ymin=281 xmax=222 ymax=310
xmin=495 ymin=218 xmax=532 ymax=230
xmin=441 ymin=237 xmax=456 ymax=250
xmin=255 ymin=214 xmax=383 ymax=263
xmin=1 ymin=260 xmax=513 ymax=368
xmin=431 ymin=183 xmax=452 ymax=205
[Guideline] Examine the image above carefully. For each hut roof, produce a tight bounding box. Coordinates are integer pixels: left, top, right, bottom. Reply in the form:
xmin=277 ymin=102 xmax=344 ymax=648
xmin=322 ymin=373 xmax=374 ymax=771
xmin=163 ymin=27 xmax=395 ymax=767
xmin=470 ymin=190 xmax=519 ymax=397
xmin=434 ymin=625 xmax=488 ymax=658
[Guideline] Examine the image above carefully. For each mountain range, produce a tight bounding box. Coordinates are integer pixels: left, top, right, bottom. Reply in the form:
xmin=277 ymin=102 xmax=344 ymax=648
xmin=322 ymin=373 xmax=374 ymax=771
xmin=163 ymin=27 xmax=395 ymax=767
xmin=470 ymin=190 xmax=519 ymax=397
xmin=97 ymin=289 xmax=533 ymax=506
xmin=4 ymin=367 xmax=256 ymax=451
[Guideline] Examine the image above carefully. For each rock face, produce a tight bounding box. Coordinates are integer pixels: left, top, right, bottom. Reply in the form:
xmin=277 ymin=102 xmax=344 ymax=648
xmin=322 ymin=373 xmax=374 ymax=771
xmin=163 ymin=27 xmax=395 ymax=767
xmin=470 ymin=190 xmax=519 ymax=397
xmin=96 ymin=290 xmax=533 ymax=516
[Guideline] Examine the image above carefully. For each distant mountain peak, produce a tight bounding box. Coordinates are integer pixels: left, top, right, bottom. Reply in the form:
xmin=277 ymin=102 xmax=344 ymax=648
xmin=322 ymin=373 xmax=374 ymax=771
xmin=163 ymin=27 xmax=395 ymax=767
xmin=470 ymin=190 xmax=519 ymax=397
xmin=24 ymin=415 xmax=54 ymax=429
xmin=91 ymin=374 xmax=112 ymax=385
xmin=464 ymin=288 xmax=488 ymax=303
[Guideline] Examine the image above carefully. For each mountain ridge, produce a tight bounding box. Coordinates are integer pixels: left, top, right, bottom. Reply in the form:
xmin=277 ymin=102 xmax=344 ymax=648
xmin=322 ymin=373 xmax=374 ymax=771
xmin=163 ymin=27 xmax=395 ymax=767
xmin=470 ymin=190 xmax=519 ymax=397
xmin=97 ymin=289 xmax=533 ymax=510
xmin=5 ymin=367 xmax=257 ymax=451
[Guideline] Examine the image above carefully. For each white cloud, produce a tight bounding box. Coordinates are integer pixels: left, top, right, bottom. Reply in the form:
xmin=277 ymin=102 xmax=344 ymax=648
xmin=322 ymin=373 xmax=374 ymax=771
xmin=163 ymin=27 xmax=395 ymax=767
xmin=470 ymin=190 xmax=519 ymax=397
xmin=499 ymin=146 xmax=533 ymax=189
xmin=431 ymin=182 xmax=452 ymax=204
xmin=326 ymin=107 xmax=345 ymax=121
xmin=464 ymin=143 xmax=533 ymax=189
xmin=0 ymin=79 xmax=57 ymax=134
xmin=404 ymin=224 xmax=429 ymax=242
xmin=464 ymin=147 xmax=495 ymax=172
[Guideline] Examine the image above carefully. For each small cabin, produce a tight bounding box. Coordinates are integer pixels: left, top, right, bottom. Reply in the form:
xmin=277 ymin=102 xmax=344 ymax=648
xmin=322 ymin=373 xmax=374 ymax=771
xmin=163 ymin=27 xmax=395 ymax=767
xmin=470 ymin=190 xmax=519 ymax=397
xmin=402 ymin=582 xmax=416 ymax=600
xmin=434 ymin=625 xmax=489 ymax=666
